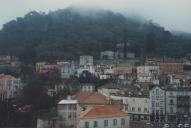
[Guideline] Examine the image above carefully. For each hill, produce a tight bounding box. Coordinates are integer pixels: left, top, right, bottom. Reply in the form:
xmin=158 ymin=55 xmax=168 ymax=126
xmin=0 ymin=7 xmax=190 ymax=63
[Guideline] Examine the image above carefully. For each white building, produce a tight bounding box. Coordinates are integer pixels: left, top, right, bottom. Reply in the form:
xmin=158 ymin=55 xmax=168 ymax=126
xmin=80 ymin=56 xmax=93 ymax=66
xmin=137 ymin=66 xmax=160 ymax=84
xmin=100 ymin=51 xmax=114 ymax=60
xmin=81 ymin=84 xmax=95 ymax=92
xmin=110 ymin=95 xmax=150 ymax=122
xmin=98 ymin=87 xmax=120 ymax=97
xmin=77 ymin=56 xmax=95 ymax=77
xmin=98 ymin=85 xmax=150 ymax=122
xmin=79 ymin=105 xmax=129 ymax=128
xmin=149 ymin=86 xmax=166 ymax=122
xmin=167 ymin=74 xmax=182 ymax=85
xmin=60 ymin=61 xmax=76 ymax=79
xmin=57 ymin=99 xmax=80 ymax=128
xmin=77 ymin=65 xmax=95 ymax=77
xmin=103 ymin=65 xmax=114 ymax=75
xmin=126 ymin=53 xmax=135 ymax=59
xmin=37 ymin=99 xmax=129 ymax=128
xmin=37 ymin=99 xmax=81 ymax=128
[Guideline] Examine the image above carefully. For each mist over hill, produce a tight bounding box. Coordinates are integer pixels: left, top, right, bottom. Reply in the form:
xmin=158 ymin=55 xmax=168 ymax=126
xmin=0 ymin=7 xmax=190 ymax=63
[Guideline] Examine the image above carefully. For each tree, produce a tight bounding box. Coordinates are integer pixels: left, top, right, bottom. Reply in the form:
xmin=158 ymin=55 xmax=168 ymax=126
xmin=79 ymin=70 xmax=98 ymax=83
xmin=21 ymin=73 xmax=54 ymax=111
xmin=145 ymin=31 xmax=156 ymax=54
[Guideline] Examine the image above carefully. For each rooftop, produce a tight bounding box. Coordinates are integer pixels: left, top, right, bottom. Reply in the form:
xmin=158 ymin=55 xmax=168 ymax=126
xmin=0 ymin=74 xmax=17 ymax=80
xmin=74 ymin=91 xmax=109 ymax=105
xmin=58 ymin=99 xmax=78 ymax=104
xmin=80 ymin=105 xmax=128 ymax=119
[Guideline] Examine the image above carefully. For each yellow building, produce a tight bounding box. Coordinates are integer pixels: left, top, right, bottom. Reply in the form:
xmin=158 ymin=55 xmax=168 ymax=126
xmin=110 ymin=95 xmax=150 ymax=122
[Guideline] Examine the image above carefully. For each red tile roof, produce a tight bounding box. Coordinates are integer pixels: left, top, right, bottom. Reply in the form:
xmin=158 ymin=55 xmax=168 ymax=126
xmin=0 ymin=74 xmax=16 ymax=80
xmin=80 ymin=105 xmax=128 ymax=119
xmin=74 ymin=92 xmax=109 ymax=105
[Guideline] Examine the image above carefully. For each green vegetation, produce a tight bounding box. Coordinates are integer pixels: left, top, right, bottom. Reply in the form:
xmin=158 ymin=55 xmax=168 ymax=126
xmin=0 ymin=7 xmax=190 ymax=64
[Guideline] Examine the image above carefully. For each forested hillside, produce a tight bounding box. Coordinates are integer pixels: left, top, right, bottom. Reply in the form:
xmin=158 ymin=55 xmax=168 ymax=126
xmin=0 ymin=7 xmax=190 ymax=63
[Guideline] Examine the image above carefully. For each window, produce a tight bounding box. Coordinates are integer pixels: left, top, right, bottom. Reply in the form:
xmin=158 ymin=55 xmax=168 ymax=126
xmin=104 ymin=120 xmax=108 ymax=127
xmin=59 ymin=115 xmax=63 ymax=120
xmin=170 ymin=107 xmax=173 ymax=113
xmin=156 ymin=89 xmax=159 ymax=95
xmin=113 ymin=119 xmax=117 ymax=126
xmin=160 ymin=110 xmax=163 ymax=115
xmin=170 ymin=99 xmax=174 ymax=104
xmin=132 ymin=107 xmax=135 ymax=111
xmin=85 ymin=122 xmax=89 ymax=128
xmin=144 ymin=108 xmax=147 ymax=112
xmin=152 ymin=102 xmax=155 ymax=107
xmin=156 ymin=103 xmax=159 ymax=107
xmin=156 ymin=110 xmax=159 ymax=114
xmin=69 ymin=104 xmax=77 ymax=110
xmin=125 ymin=105 xmax=128 ymax=111
xmin=68 ymin=113 xmax=71 ymax=119
xmin=121 ymin=118 xmax=125 ymax=125
xmin=144 ymin=116 xmax=147 ymax=120
xmin=94 ymin=121 xmax=98 ymax=128
xmin=73 ymin=112 xmax=76 ymax=118
xmin=138 ymin=107 xmax=141 ymax=112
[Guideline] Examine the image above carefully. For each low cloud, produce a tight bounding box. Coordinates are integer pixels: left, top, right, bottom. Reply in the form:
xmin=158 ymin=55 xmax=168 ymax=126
xmin=0 ymin=0 xmax=191 ymax=32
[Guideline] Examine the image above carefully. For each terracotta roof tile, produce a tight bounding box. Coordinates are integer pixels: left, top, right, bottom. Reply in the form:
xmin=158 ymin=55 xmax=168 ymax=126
xmin=80 ymin=105 xmax=128 ymax=119
xmin=74 ymin=92 xmax=109 ymax=105
xmin=0 ymin=74 xmax=16 ymax=80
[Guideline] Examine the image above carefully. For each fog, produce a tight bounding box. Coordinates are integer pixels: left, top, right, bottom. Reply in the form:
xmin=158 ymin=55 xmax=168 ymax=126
xmin=0 ymin=0 xmax=190 ymax=33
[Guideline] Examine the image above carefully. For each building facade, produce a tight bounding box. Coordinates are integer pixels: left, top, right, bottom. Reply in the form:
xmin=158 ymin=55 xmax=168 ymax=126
xmin=100 ymin=51 xmax=114 ymax=60
xmin=60 ymin=61 xmax=76 ymax=79
xmin=149 ymin=86 xmax=166 ymax=122
xmin=79 ymin=105 xmax=129 ymax=128
xmin=57 ymin=99 xmax=80 ymax=128
xmin=137 ymin=66 xmax=160 ymax=84
xmin=110 ymin=95 xmax=150 ymax=122
xmin=145 ymin=59 xmax=184 ymax=75
xmin=36 ymin=61 xmax=64 ymax=74
xmin=0 ymin=74 xmax=22 ymax=100
xmin=80 ymin=56 xmax=93 ymax=66
xmin=165 ymin=88 xmax=191 ymax=123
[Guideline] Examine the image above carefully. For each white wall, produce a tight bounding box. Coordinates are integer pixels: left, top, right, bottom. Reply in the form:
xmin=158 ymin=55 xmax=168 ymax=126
xmin=80 ymin=116 xmax=129 ymax=128
xmin=149 ymin=86 xmax=165 ymax=115
xmin=98 ymin=88 xmax=120 ymax=97
xmin=110 ymin=95 xmax=150 ymax=115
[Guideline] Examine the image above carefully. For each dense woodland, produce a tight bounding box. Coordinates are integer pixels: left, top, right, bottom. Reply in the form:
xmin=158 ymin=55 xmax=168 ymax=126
xmin=0 ymin=7 xmax=190 ymax=64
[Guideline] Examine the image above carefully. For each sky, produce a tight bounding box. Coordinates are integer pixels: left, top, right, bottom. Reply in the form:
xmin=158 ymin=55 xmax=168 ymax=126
xmin=0 ymin=0 xmax=190 ymax=33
